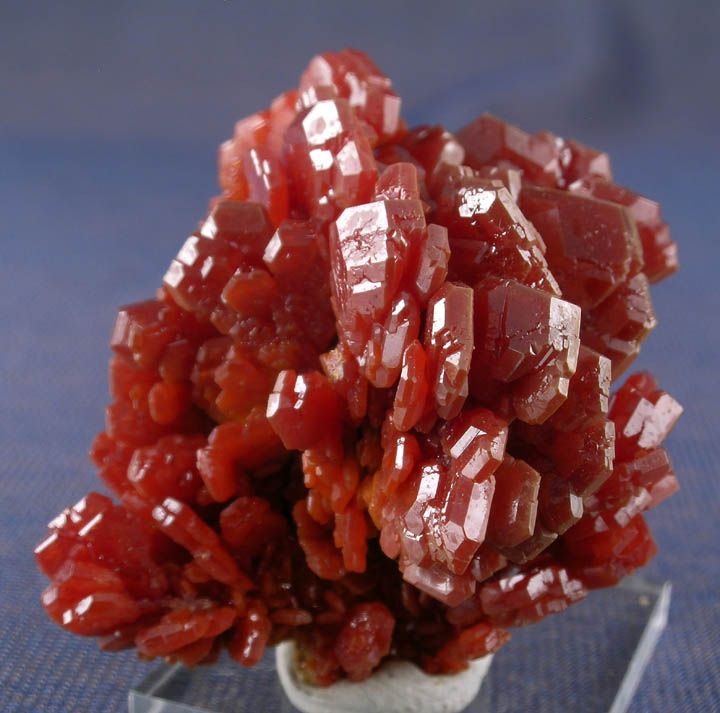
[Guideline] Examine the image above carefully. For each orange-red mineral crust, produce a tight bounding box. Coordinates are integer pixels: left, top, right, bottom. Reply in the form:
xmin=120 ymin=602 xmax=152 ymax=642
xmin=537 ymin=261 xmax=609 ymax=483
xmin=36 ymin=48 xmax=682 ymax=683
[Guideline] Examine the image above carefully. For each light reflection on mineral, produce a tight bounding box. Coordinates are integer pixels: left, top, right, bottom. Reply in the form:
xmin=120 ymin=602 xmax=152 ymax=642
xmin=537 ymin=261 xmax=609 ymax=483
xmin=34 ymin=48 xmax=681 ymax=685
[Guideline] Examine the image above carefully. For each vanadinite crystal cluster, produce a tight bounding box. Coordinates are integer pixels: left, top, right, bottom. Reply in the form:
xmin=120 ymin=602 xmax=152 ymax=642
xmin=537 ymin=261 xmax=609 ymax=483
xmin=36 ymin=49 xmax=683 ymax=683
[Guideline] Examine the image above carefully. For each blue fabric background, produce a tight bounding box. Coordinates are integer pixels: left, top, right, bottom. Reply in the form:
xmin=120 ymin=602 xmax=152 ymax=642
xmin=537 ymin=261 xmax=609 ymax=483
xmin=1 ymin=1 xmax=718 ymax=711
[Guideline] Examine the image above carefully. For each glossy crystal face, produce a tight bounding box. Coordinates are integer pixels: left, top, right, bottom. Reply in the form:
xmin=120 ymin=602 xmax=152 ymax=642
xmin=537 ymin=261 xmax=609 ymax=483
xmin=35 ymin=48 xmax=681 ymax=685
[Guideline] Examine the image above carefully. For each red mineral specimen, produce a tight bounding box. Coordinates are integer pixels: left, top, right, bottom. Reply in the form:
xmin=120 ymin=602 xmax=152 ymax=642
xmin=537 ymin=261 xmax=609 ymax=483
xmin=36 ymin=49 xmax=682 ymax=685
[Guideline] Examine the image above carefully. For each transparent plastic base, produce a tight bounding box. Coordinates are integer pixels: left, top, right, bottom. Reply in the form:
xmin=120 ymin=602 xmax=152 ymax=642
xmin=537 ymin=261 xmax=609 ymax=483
xmin=129 ymin=576 xmax=671 ymax=713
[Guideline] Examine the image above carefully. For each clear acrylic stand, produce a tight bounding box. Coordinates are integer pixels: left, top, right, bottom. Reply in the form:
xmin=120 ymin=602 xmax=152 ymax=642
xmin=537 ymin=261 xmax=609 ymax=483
xmin=129 ymin=576 xmax=671 ymax=713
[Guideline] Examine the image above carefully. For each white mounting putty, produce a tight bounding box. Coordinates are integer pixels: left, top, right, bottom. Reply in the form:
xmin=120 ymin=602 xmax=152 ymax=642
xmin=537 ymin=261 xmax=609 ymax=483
xmin=276 ymin=641 xmax=492 ymax=713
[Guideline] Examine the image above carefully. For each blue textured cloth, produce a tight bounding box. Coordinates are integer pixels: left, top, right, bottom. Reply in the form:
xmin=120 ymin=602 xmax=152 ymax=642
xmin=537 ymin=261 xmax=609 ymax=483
xmin=1 ymin=2 xmax=718 ymax=711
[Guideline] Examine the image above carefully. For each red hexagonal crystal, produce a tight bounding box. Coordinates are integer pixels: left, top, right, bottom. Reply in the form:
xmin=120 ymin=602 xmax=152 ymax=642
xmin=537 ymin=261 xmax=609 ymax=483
xmin=267 ymin=369 xmax=342 ymax=450
xmin=375 ymin=162 xmax=422 ymax=201
xmin=457 ymin=114 xmax=563 ymax=187
xmin=434 ymin=167 xmax=560 ymax=294
xmin=391 ymin=340 xmax=429 ymax=432
xmin=581 ymin=272 xmax=657 ymax=378
xmin=127 ymin=434 xmax=206 ymax=505
xmin=563 ymin=138 xmax=613 ymax=185
xmin=478 ymin=563 xmax=586 ymax=627
xmin=570 ymin=176 xmax=678 ymax=283
xmin=284 ymin=98 xmax=378 ymax=221
xmin=334 ymin=602 xmax=395 ymax=680
xmin=299 ymin=49 xmax=403 ymax=146
xmin=330 ymin=199 xmax=416 ymax=353
xmin=519 ymin=186 xmax=642 ymax=310
xmin=218 ymin=145 xmax=289 ymax=227
xmin=424 ymin=282 xmax=474 ymax=420
xmin=485 ymin=456 xmax=540 ymax=549
xmin=439 ymin=407 xmax=508 ymax=482
xmin=387 ymin=447 xmax=500 ymax=580
xmin=470 ymin=276 xmax=580 ymax=424
xmin=412 ymin=223 xmax=450 ymax=303
xmin=218 ymin=89 xmax=297 ymax=225
xmin=609 ymin=372 xmax=683 ymax=462
xmin=400 ymin=125 xmax=465 ymax=187
xmin=363 ymin=291 xmax=420 ymax=388
xmin=163 ymin=201 xmax=274 ymax=321
xmin=402 ymin=561 xmax=477 ymax=608
xmin=514 ymin=346 xmax=615 ymax=499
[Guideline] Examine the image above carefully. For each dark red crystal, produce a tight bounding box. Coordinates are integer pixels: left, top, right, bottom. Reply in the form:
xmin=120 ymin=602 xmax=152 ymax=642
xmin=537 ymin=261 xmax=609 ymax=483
xmin=519 ymin=186 xmax=642 ymax=310
xmin=457 ymin=114 xmax=563 ymax=187
xmin=284 ymin=97 xmax=378 ymax=222
xmin=433 ymin=167 xmax=560 ymax=295
xmin=470 ymin=276 xmax=581 ymax=425
xmin=36 ymin=49 xmax=682 ymax=685
xmin=486 ymin=457 xmax=540 ymax=549
xmin=333 ymin=603 xmax=395 ymax=680
xmin=570 ymin=176 xmax=678 ymax=283
xmin=299 ymin=49 xmax=403 ymax=146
